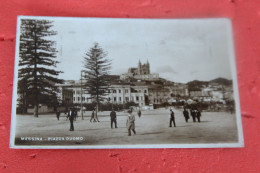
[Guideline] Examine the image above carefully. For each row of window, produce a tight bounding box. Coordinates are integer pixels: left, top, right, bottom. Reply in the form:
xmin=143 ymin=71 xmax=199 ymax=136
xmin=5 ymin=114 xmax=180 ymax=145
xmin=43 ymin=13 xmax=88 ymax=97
xmin=73 ymin=97 xmax=90 ymax=101
xmin=73 ymin=96 xmax=144 ymax=102
xmin=108 ymin=89 xmax=148 ymax=94
xmin=108 ymin=96 xmax=143 ymax=102
xmin=73 ymin=89 xmax=148 ymax=95
xmin=73 ymin=89 xmax=186 ymax=96
xmin=153 ymin=98 xmax=165 ymax=103
xmin=109 ymin=89 xmax=129 ymax=93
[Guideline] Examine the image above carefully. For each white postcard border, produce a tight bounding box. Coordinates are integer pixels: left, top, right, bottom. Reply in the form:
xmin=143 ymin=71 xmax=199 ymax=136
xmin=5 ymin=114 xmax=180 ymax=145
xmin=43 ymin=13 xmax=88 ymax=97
xmin=10 ymin=16 xmax=244 ymax=149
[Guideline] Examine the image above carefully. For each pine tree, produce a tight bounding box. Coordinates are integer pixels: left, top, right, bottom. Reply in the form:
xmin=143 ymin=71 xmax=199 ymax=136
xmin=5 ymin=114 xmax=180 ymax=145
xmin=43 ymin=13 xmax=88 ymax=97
xmin=83 ymin=43 xmax=111 ymax=119
xmin=18 ymin=19 xmax=63 ymax=117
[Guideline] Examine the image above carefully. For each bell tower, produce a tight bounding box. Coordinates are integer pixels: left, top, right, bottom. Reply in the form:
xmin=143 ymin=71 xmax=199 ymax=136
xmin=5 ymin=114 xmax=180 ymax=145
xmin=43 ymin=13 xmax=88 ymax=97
xmin=146 ymin=60 xmax=150 ymax=74
xmin=138 ymin=60 xmax=142 ymax=75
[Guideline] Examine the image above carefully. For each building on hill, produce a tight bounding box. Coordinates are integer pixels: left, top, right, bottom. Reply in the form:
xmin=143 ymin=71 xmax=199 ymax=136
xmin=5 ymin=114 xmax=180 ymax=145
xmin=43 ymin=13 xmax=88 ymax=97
xmin=148 ymin=85 xmax=170 ymax=104
xmin=165 ymin=83 xmax=189 ymax=98
xmin=120 ymin=60 xmax=159 ymax=80
xmin=138 ymin=60 xmax=150 ymax=75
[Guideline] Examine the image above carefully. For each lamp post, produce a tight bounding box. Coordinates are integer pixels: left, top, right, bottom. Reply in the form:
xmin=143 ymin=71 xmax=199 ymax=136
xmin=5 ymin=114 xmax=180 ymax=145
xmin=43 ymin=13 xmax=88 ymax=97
xmin=81 ymin=70 xmax=87 ymax=120
xmin=122 ymin=85 xmax=125 ymax=110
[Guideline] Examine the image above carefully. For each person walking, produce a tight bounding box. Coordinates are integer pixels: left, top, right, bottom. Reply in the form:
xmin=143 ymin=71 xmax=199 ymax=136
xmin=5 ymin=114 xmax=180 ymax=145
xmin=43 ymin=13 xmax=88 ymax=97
xmin=196 ymin=109 xmax=201 ymax=123
xmin=93 ymin=107 xmax=100 ymax=122
xmin=126 ymin=110 xmax=136 ymax=136
xmin=138 ymin=110 xmax=141 ymax=118
xmin=110 ymin=109 xmax=117 ymax=128
xmin=169 ymin=109 xmax=176 ymax=127
xmin=190 ymin=109 xmax=196 ymax=122
xmin=67 ymin=108 xmax=74 ymax=131
xmin=74 ymin=109 xmax=78 ymax=121
xmin=183 ymin=108 xmax=189 ymax=123
xmin=56 ymin=110 xmax=60 ymax=120
xmin=90 ymin=109 xmax=96 ymax=122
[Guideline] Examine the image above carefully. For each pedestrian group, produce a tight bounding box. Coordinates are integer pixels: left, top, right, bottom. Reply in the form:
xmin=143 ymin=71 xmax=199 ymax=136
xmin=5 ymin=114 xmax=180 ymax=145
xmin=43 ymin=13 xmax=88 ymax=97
xmin=56 ymin=106 xmax=202 ymax=136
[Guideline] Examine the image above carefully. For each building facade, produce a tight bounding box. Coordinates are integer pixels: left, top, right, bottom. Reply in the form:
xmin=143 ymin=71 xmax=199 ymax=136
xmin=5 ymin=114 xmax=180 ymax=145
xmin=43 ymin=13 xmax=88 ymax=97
xmin=120 ymin=60 xmax=159 ymax=80
xmin=56 ymin=86 xmax=73 ymax=105
xmin=106 ymin=84 xmax=146 ymax=106
xmin=56 ymin=81 xmax=147 ymax=107
xmin=55 ymin=60 xmax=234 ymax=108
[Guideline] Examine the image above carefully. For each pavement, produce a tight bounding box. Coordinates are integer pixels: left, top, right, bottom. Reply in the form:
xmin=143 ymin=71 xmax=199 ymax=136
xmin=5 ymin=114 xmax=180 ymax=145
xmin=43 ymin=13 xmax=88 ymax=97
xmin=14 ymin=108 xmax=238 ymax=146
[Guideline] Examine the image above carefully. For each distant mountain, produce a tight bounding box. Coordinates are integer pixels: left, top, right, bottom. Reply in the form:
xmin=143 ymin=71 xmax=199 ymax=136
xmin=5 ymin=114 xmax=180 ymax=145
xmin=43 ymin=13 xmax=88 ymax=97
xmin=210 ymin=77 xmax=232 ymax=86
xmin=187 ymin=80 xmax=209 ymax=88
xmin=186 ymin=77 xmax=232 ymax=89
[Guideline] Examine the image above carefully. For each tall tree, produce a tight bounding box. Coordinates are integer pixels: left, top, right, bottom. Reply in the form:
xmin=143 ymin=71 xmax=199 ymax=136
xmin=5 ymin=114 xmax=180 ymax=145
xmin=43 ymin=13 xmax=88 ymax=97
xmin=18 ymin=19 xmax=63 ymax=117
xmin=83 ymin=43 xmax=111 ymax=119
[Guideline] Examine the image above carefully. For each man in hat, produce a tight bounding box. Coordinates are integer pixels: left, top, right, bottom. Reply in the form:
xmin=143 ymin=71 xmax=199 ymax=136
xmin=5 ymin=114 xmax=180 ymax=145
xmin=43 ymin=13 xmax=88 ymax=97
xmin=93 ymin=107 xmax=100 ymax=122
xmin=138 ymin=109 xmax=141 ymax=118
xmin=90 ymin=109 xmax=96 ymax=123
xmin=169 ymin=108 xmax=176 ymax=127
xmin=190 ymin=109 xmax=196 ymax=122
xmin=56 ymin=110 xmax=60 ymax=120
xmin=126 ymin=110 xmax=136 ymax=136
xmin=183 ymin=108 xmax=189 ymax=123
xmin=110 ymin=108 xmax=117 ymax=128
xmin=74 ymin=109 xmax=78 ymax=121
xmin=196 ymin=108 xmax=201 ymax=123
xmin=67 ymin=108 xmax=75 ymax=131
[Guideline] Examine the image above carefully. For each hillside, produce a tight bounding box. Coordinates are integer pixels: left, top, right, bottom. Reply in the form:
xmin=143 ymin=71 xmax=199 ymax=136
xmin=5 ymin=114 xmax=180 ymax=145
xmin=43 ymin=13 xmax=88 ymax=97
xmin=210 ymin=77 xmax=232 ymax=85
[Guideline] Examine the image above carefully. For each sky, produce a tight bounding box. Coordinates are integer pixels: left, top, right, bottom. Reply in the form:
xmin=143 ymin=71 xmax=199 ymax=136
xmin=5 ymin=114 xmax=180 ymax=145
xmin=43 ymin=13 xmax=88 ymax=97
xmin=45 ymin=17 xmax=234 ymax=83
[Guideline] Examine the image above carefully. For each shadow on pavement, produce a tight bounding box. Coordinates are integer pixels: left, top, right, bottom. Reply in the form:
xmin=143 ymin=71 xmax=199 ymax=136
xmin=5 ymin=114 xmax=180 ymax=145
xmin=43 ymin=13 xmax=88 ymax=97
xmin=139 ymin=131 xmax=163 ymax=135
xmin=175 ymin=125 xmax=191 ymax=127
xmin=76 ymin=127 xmax=125 ymax=131
xmin=199 ymin=121 xmax=211 ymax=123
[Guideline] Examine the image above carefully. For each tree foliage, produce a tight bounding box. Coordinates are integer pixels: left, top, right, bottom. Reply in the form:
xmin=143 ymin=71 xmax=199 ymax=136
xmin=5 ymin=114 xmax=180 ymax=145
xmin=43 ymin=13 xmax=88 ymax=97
xmin=18 ymin=19 xmax=63 ymax=117
xmin=83 ymin=43 xmax=111 ymax=114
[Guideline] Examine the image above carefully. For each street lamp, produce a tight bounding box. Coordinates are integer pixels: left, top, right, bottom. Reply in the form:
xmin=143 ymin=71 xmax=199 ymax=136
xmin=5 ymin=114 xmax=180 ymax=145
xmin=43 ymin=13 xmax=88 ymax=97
xmin=81 ymin=70 xmax=87 ymax=120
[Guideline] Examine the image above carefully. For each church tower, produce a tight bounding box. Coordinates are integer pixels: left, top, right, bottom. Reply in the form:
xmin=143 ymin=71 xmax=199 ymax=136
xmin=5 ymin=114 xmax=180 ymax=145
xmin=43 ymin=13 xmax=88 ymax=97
xmin=146 ymin=60 xmax=150 ymax=74
xmin=138 ymin=60 xmax=142 ymax=75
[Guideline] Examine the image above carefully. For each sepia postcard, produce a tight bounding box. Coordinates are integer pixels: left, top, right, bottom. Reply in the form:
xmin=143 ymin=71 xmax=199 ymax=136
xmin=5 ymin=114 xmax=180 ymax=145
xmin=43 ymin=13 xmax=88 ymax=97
xmin=10 ymin=16 xmax=244 ymax=149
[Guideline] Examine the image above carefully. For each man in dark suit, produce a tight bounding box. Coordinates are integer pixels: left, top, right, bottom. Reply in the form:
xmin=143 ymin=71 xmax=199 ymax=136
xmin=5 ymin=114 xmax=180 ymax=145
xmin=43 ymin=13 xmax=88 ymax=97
xmin=196 ymin=109 xmax=201 ymax=123
xmin=110 ymin=109 xmax=117 ymax=128
xmin=183 ymin=108 xmax=189 ymax=123
xmin=74 ymin=109 xmax=78 ymax=121
xmin=190 ymin=109 xmax=196 ymax=122
xmin=90 ymin=109 xmax=96 ymax=122
xmin=169 ymin=109 xmax=176 ymax=127
xmin=67 ymin=108 xmax=74 ymax=131
xmin=138 ymin=110 xmax=141 ymax=118
xmin=56 ymin=110 xmax=60 ymax=120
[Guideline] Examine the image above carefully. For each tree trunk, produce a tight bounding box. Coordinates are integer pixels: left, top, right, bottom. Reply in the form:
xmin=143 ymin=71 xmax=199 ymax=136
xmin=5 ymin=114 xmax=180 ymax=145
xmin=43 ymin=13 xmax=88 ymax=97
xmin=33 ymin=22 xmax=38 ymax=118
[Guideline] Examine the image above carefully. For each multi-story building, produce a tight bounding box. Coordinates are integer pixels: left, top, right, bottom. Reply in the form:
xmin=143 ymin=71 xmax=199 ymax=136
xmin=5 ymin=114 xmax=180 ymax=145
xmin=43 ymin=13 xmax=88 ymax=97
xmin=148 ymin=86 xmax=170 ymax=104
xmin=133 ymin=74 xmax=159 ymax=81
xmin=56 ymin=59 xmax=234 ymax=108
xmin=56 ymin=86 xmax=73 ymax=105
xmin=189 ymin=84 xmax=231 ymax=102
xmin=189 ymin=88 xmax=212 ymax=101
xmin=104 ymin=83 xmax=147 ymax=107
xmin=56 ymin=81 xmax=147 ymax=107
xmin=56 ymin=80 xmax=90 ymax=104
xmin=107 ymin=84 xmax=132 ymax=104
xmin=165 ymin=83 xmax=189 ymax=98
